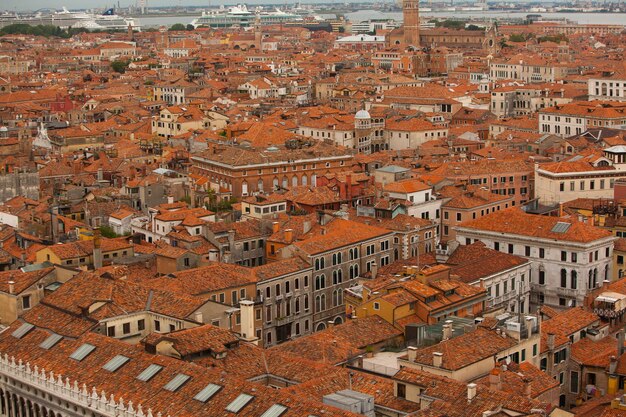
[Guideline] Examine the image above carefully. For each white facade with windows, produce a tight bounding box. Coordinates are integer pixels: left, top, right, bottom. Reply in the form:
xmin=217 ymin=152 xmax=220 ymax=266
xmin=455 ymin=226 xmax=616 ymax=310
xmin=588 ymin=78 xmax=626 ymax=102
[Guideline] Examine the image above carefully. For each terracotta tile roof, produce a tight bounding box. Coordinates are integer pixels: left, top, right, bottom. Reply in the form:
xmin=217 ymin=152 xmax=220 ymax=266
xmin=293 ymin=219 xmax=392 ymax=255
xmin=384 ymin=178 xmax=431 ymax=194
xmin=446 ymin=242 xmax=529 ymax=283
xmin=458 ymin=207 xmax=614 ymax=243
xmin=270 ymin=315 xmax=402 ymax=365
xmin=407 ymin=326 xmax=518 ymax=371
xmin=144 ymin=324 xmax=239 ymax=356
xmin=475 ymin=362 xmax=560 ymax=399
xmin=0 ymin=267 xmax=54 ymax=295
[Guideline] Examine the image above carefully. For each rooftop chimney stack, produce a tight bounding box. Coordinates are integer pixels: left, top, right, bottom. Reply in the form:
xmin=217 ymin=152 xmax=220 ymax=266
xmin=8 ymin=280 xmax=14 ymax=295
xmin=239 ymin=300 xmax=258 ymax=345
xmin=93 ymin=229 xmax=103 ymax=270
xmin=433 ymin=352 xmax=443 ymax=368
xmin=407 ymin=346 xmax=417 ymax=362
xmin=467 ymin=383 xmax=477 ymax=402
xmin=284 ymin=228 xmax=293 ymax=243
xmin=442 ymin=321 xmax=453 ymax=340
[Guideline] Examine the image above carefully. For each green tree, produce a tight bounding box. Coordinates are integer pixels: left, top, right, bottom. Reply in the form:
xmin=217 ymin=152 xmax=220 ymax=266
xmin=186 ymin=24 xmax=195 ymax=31
xmin=111 ymin=60 xmax=130 ymax=74
xmin=99 ymin=226 xmax=118 ymax=238
xmin=169 ymin=23 xmax=186 ymax=31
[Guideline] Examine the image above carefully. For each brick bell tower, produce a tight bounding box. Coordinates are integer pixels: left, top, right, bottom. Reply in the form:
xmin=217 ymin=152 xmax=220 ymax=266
xmin=403 ymin=0 xmax=420 ymax=48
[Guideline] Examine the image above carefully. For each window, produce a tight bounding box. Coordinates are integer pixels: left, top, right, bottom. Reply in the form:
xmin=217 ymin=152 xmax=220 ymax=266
xmin=508 ymin=244 xmax=514 ymax=254
xmin=107 ymin=326 xmax=116 ymax=337
xmin=494 ymin=242 xmax=500 ymax=251
xmin=373 ymin=302 xmax=380 ymax=310
xmin=561 ymin=251 xmax=567 ymax=262
xmin=456 ymin=213 xmax=461 ymax=222
xmin=138 ymin=319 xmax=145 ymax=331
xmin=22 ymin=295 xmax=31 ymax=310
xmin=539 ymin=270 xmax=546 ymax=285
xmin=570 ymin=371 xmax=579 ymax=393
xmin=525 ymin=246 xmax=531 ymax=256
xmin=533 ymin=343 xmax=538 ymax=357
xmin=539 ymin=248 xmax=545 ymax=258
xmin=123 ymin=322 xmax=131 ymax=334
xmin=154 ymin=320 xmax=161 ymax=331
xmin=397 ymin=383 xmax=406 ymax=399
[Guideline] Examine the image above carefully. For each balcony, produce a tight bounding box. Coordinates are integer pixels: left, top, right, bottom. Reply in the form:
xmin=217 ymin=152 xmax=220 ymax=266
xmin=274 ymin=315 xmax=294 ymax=326
xmin=556 ymin=287 xmax=581 ymax=298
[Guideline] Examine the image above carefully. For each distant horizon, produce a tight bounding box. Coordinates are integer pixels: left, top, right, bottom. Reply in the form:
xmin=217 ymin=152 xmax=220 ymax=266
xmin=2 ymin=0 xmax=567 ymax=13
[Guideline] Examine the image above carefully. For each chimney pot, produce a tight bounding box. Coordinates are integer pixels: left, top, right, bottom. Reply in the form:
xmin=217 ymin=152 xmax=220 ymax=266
xmin=8 ymin=280 xmax=15 ymax=294
xmin=467 ymin=383 xmax=477 ymax=401
xmin=433 ymin=352 xmax=443 ymax=368
xmin=284 ymin=228 xmax=293 ymax=243
xmin=407 ymin=346 xmax=417 ymax=362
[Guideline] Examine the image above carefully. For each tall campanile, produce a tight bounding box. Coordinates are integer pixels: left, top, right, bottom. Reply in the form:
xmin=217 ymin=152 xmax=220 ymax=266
xmin=403 ymin=0 xmax=420 ymax=47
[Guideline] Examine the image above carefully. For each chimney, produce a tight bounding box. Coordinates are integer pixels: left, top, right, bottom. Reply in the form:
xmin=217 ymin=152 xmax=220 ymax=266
xmin=8 ymin=280 xmax=14 ymax=294
xmin=618 ymin=330 xmax=625 ymax=356
xmin=284 ymin=228 xmax=293 ymax=243
xmin=194 ymin=312 xmax=203 ymax=323
xmin=239 ymin=300 xmax=258 ymax=345
xmin=610 ymin=356 xmax=618 ymax=374
xmin=523 ymin=377 xmax=532 ymax=398
xmin=370 ymin=260 xmax=378 ymax=279
xmin=488 ymin=369 xmax=501 ymax=391
xmin=467 ymin=383 xmax=477 ymax=402
xmin=442 ymin=322 xmax=453 ymax=340
xmin=227 ymin=230 xmax=235 ymax=249
xmin=93 ymin=229 xmax=103 ymax=269
xmin=167 ymin=196 xmax=174 ymax=204
xmin=346 ymin=174 xmax=352 ymax=200
xmin=547 ymin=333 xmax=555 ymax=351
xmin=272 ymin=221 xmax=280 ymax=234
xmin=407 ymin=346 xmax=417 ymax=362
xmin=433 ymin=352 xmax=443 ymax=368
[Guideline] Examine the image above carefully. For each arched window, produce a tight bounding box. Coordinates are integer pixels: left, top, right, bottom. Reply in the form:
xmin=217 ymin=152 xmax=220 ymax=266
xmin=320 ymin=274 xmax=326 ymax=289
xmin=257 ymin=179 xmax=264 ymax=192
xmin=282 ymin=176 xmax=288 ymax=189
xmin=315 ymin=296 xmax=321 ymax=311
xmin=332 ymin=270 xmax=338 ymax=285
xmin=315 ymin=259 xmax=320 ymax=270
xmin=320 ymin=294 xmax=326 ymax=310
xmin=272 ymin=177 xmax=279 ymax=190
xmin=304 ymin=295 xmax=309 ymax=310
xmin=302 ymin=175 xmax=308 ymax=186
xmin=571 ymin=270 xmax=577 ymax=289
xmin=311 ymin=174 xmax=317 ymax=186
xmin=295 ymin=297 xmax=300 ymax=313
xmin=593 ymin=268 xmax=598 ymax=287
xmin=349 ymin=265 xmax=354 ymax=279
xmin=332 ymin=253 xmax=337 ymax=265
xmin=560 ymin=269 xmax=567 ymax=288
xmin=292 ymin=176 xmax=298 ymax=187
xmin=242 ymin=181 xmax=249 ymax=195
xmin=320 ymin=257 xmax=325 ymax=269
xmin=337 ymin=252 xmax=342 ymax=264
xmin=338 ymin=289 xmax=343 ymax=305
xmin=333 ymin=290 xmax=338 ymax=306
xmin=295 ymin=322 xmax=300 ymax=335
xmin=315 ymin=276 xmax=320 ymax=291
xmin=353 ymin=264 xmax=359 ymax=278
xmin=605 ymin=264 xmax=610 ymax=281
xmin=588 ymin=270 xmax=593 ymax=289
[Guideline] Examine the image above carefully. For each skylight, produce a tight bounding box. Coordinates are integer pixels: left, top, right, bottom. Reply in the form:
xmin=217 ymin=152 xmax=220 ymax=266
xmin=137 ymin=364 xmax=163 ymax=382
xmin=102 ymin=355 xmax=130 ymax=372
xmin=551 ymin=222 xmax=571 ymax=233
xmin=163 ymin=373 xmax=190 ymax=392
xmin=69 ymin=343 xmax=96 ymax=361
xmin=225 ymin=393 xmax=254 ymax=413
xmin=39 ymin=333 xmax=63 ymax=350
xmin=193 ymin=383 xmax=222 ymax=403
xmin=12 ymin=323 xmax=34 ymax=339
xmin=260 ymin=404 xmax=288 ymax=417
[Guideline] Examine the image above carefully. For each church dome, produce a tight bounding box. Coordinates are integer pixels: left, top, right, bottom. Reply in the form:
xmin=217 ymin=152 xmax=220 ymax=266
xmin=355 ymin=110 xmax=371 ymax=119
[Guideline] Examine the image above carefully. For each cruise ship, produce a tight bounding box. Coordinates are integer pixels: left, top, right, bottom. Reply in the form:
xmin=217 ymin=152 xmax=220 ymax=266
xmin=191 ymin=5 xmax=302 ymax=28
xmin=0 ymin=8 xmax=139 ymax=31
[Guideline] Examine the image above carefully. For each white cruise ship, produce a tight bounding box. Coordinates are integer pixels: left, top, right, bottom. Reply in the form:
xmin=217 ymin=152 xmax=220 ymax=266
xmin=191 ymin=5 xmax=302 ymax=28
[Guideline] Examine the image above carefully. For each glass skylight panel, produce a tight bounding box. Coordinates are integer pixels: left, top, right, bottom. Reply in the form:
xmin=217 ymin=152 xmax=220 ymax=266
xmin=12 ymin=323 xmax=34 ymax=339
xmin=102 ymin=355 xmax=130 ymax=372
xmin=137 ymin=364 xmax=163 ymax=381
xmin=69 ymin=343 xmax=96 ymax=361
xmin=193 ymin=384 xmax=222 ymax=403
xmin=551 ymin=222 xmax=571 ymax=233
xmin=225 ymin=393 xmax=254 ymax=413
xmin=163 ymin=373 xmax=190 ymax=392
xmin=39 ymin=333 xmax=63 ymax=349
xmin=260 ymin=404 xmax=288 ymax=417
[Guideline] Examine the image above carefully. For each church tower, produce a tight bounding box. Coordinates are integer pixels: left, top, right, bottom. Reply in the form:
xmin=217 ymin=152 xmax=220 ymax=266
xmin=403 ymin=0 xmax=420 ymax=48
